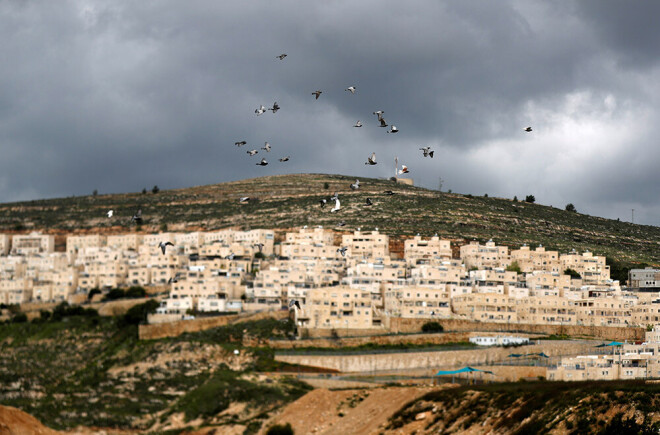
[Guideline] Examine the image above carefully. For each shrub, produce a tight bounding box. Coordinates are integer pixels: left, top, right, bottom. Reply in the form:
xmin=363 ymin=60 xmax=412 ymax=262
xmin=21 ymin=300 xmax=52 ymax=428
xmin=506 ymin=261 xmax=522 ymax=274
xmin=152 ymin=185 xmax=160 ymax=194
xmin=525 ymin=195 xmax=535 ymax=203
xmin=266 ymin=423 xmax=294 ymax=435
xmin=103 ymin=288 xmax=126 ymax=301
xmin=125 ymin=286 xmax=146 ymax=299
xmin=120 ymin=299 xmax=160 ymax=326
xmin=565 ymin=203 xmax=577 ymax=212
xmin=564 ymin=268 xmax=581 ymax=279
xmin=323 ymin=182 xmax=329 ymax=190
xmin=422 ymin=322 xmax=444 ymax=333
xmin=88 ymin=288 xmax=102 ymax=301
xmin=513 ymin=196 xmax=518 ymax=202
xmin=11 ymin=313 xmax=28 ymax=323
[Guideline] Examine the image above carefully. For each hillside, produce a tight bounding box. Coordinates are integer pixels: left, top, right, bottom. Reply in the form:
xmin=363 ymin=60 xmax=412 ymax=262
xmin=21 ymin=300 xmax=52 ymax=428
xmin=0 ymin=173 xmax=658 ymax=264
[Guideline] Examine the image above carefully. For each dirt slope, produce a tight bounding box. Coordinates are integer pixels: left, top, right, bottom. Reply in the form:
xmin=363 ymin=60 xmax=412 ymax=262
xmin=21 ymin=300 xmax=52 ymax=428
xmin=259 ymin=386 xmax=439 ymax=435
xmin=0 ymin=405 xmax=61 ymax=435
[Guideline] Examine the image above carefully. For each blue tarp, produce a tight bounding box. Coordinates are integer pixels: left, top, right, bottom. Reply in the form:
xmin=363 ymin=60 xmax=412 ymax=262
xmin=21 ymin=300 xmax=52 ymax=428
xmin=595 ymin=341 xmax=624 ymax=347
xmin=435 ymin=366 xmax=493 ymax=376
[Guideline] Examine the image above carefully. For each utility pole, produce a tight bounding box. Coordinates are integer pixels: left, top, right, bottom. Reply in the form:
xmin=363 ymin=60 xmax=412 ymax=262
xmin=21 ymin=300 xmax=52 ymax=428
xmin=631 ymin=209 xmax=634 ymax=224
xmin=438 ymin=177 xmax=444 ymax=192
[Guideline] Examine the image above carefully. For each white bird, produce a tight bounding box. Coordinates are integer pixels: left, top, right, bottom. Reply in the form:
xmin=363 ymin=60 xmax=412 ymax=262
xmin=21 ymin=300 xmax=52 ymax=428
xmin=420 ymin=147 xmax=434 ymax=158
xmin=158 ymin=241 xmax=174 ymax=255
xmin=350 ymin=179 xmax=360 ymax=190
xmin=289 ymin=299 xmax=301 ymax=310
xmin=330 ymin=197 xmax=341 ymax=213
xmin=387 ymin=125 xmax=399 ymax=133
xmin=330 ymin=192 xmax=338 ymax=201
xmin=255 ymin=105 xmax=266 ymax=115
xmin=319 ymin=198 xmax=327 ymax=208
xmin=106 ymin=210 xmax=113 ymax=218
xmin=239 ymin=197 xmax=250 ymax=203
xmin=256 ymin=158 xmax=268 ymax=166
xmin=312 ymin=90 xmax=322 ymax=100
xmin=247 ymin=149 xmax=258 ymax=156
xmin=269 ymin=102 xmax=280 ymax=113
xmin=235 ymin=140 xmax=247 ymax=147
xmin=365 ymin=152 xmax=377 ymax=165
xmin=262 ymin=142 xmax=271 ymax=152
xmin=234 ymin=349 xmax=240 ymax=355
xmin=345 ymin=86 xmax=356 ymax=94
xmin=354 ymin=120 xmax=362 ymax=128
xmin=277 ymin=53 xmax=287 ymax=60
xmin=336 ymin=221 xmax=346 ymax=227
xmin=373 ymin=110 xmax=384 ymax=116
xmin=279 ymin=156 xmax=290 ymax=162
xmin=337 ymin=247 xmax=347 ymax=257
xmin=398 ymin=164 xmax=409 ymax=174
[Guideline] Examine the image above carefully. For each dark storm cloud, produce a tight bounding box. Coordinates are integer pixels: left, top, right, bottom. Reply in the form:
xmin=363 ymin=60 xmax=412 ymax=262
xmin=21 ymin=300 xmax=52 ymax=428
xmin=0 ymin=1 xmax=659 ymax=226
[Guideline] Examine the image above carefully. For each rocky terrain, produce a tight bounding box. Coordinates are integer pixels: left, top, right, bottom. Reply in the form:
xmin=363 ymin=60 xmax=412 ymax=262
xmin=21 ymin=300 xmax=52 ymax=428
xmin=0 ymin=173 xmax=658 ymax=265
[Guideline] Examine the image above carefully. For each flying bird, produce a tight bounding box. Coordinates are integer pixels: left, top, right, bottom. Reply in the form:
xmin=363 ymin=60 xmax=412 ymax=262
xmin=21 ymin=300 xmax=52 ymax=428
xmin=226 ymin=253 xmax=235 ymax=260
xmin=398 ymin=164 xmax=409 ymax=174
xmin=524 ymin=126 xmax=533 ymax=132
xmin=354 ymin=120 xmax=362 ymax=128
xmin=256 ymin=158 xmax=268 ymax=166
xmin=365 ymin=152 xmax=377 ymax=165
xmin=254 ymin=243 xmax=264 ymax=252
xmin=350 ymin=179 xmax=360 ymax=190
xmin=106 ymin=210 xmax=113 ymax=218
xmin=255 ymin=105 xmax=266 ymax=115
xmin=420 ymin=147 xmax=434 ymax=158
xmin=345 ymin=86 xmax=356 ymax=94
xmin=373 ymin=110 xmax=384 ymax=116
xmin=384 ymin=190 xmax=395 ymax=195
xmin=312 ymin=90 xmax=322 ymax=100
xmin=279 ymin=156 xmax=290 ymax=162
xmin=289 ymin=299 xmax=301 ymax=310
xmin=239 ymin=197 xmax=250 ymax=203
xmin=319 ymin=198 xmax=327 ymax=208
xmin=378 ymin=117 xmax=388 ymax=128
xmin=337 ymin=247 xmax=347 ymax=257
xmin=387 ymin=125 xmax=399 ymax=133
xmin=269 ymin=102 xmax=280 ymax=113
xmin=276 ymin=53 xmax=287 ymax=60
xmin=247 ymin=149 xmax=258 ymax=156
xmin=158 ymin=241 xmax=174 ymax=255
xmin=330 ymin=197 xmax=341 ymax=213
xmin=262 ymin=142 xmax=271 ymax=152
xmin=130 ymin=209 xmax=142 ymax=224
xmin=365 ymin=198 xmax=373 ymax=206
xmin=235 ymin=141 xmax=247 ymax=147
xmin=336 ymin=221 xmax=346 ymax=227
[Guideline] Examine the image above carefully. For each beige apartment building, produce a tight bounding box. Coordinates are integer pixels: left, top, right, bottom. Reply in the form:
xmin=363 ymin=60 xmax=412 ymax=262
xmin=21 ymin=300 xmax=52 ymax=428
xmin=283 ymin=226 xmax=335 ymax=246
xmin=11 ymin=232 xmax=54 ymax=256
xmin=560 ymin=250 xmax=610 ymax=285
xmin=632 ymin=299 xmax=660 ymax=325
xmin=459 ymin=239 xmax=510 ymax=270
xmin=525 ymin=271 xmax=573 ymax=294
xmin=629 ymin=267 xmax=660 ymax=289
xmin=106 ymin=234 xmax=143 ymax=251
xmin=66 ymin=235 xmax=107 ymax=260
xmin=384 ymin=286 xmax=451 ymax=318
xmin=404 ymin=235 xmax=452 ymax=266
xmin=548 ymin=326 xmax=660 ymax=381
xmin=341 ymin=229 xmax=389 ymax=260
xmin=470 ymin=268 xmax=518 ymax=294
xmin=299 ymin=286 xmax=377 ymax=329
xmin=451 ymin=293 xmax=518 ymax=323
xmin=0 ymin=234 xmax=10 ymax=256
xmin=510 ymin=244 xmax=560 ymax=273
xmin=516 ymin=295 xmax=575 ymax=324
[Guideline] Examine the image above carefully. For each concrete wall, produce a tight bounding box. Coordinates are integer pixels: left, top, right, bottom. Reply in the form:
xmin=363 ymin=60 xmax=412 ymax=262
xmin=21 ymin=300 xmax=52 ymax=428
xmin=275 ymin=340 xmax=603 ymax=374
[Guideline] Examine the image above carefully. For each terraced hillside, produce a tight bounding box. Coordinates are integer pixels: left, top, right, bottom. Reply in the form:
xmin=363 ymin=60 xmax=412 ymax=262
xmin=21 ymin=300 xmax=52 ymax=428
xmin=0 ymin=173 xmax=658 ymax=264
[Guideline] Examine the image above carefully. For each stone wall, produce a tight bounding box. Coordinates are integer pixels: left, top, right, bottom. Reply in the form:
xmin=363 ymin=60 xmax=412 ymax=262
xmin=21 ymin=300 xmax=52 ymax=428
xmin=138 ymin=309 xmax=289 ymax=340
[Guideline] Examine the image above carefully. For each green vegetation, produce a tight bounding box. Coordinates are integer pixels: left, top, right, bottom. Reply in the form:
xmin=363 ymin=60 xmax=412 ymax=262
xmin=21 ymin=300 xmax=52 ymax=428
xmin=565 ymin=203 xmax=577 ymax=213
xmin=564 ymin=268 xmax=582 ymax=279
xmin=0 ymin=174 xmax=657 ymax=264
xmin=0 ymin=316 xmax=311 ymax=431
xmin=102 ymin=286 xmax=147 ymax=301
xmin=388 ymin=380 xmax=660 ymax=434
xmin=265 ymin=423 xmax=294 ymax=435
xmin=506 ymin=261 xmax=522 ymax=274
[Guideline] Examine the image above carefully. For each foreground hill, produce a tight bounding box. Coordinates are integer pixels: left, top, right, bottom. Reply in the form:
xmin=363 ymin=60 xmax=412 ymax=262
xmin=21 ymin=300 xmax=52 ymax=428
xmin=0 ymin=173 xmax=658 ymax=264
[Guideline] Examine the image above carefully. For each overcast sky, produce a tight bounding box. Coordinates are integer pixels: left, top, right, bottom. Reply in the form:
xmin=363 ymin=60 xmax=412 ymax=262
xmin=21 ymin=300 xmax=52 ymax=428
xmin=1 ymin=1 xmax=660 ymax=225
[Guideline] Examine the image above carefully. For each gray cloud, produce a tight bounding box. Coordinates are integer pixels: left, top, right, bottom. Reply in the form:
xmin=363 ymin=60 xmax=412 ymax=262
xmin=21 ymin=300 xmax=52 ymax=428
xmin=0 ymin=1 xmax=659 ymax=226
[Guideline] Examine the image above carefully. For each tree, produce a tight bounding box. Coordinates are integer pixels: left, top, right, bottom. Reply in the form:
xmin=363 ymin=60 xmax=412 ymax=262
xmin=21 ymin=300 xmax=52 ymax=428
xmin=565 ymin=203 xmax=577 ymax=212
xmin=152 ymin=185 xmax=160 ymax=194
xmin=564 ymin=268 xmax=581 ymax=279
xmin=141 ymin=188 xmax=147 ymax=194
xmin=422 ymin=321 xmax=444 ymax=333
xmin=506 ymin=261 xmax=522 ymax=274
xmin=88 ymin=288 xmax=102 ymax=301
xmin=513 ymin=196 xmax=518 ymax=202
xmin=92 ymin=189 xmax=98 ymax=196
xmin=525 ymin=195 xmax=535 ymax=203
xmin=484 ymin=193 xmax=488 ymax=197
xmin=323 ymin=182 xmax=329 ymax=190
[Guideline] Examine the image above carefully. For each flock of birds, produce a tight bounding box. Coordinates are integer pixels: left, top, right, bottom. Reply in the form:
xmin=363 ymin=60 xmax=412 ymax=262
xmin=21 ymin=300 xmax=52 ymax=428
xmin=102 ymin=52 xmax=534 ymax=268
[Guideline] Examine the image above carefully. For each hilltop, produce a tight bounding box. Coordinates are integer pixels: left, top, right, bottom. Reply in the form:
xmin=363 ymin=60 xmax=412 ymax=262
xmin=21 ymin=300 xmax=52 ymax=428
xmin=0 ymin=173 xmax=658 ymax=265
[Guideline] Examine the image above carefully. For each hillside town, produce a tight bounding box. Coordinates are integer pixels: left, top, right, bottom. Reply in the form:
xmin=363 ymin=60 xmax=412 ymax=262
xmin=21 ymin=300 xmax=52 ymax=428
xmin=1 ymin=227 xmax=659 ymax=330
